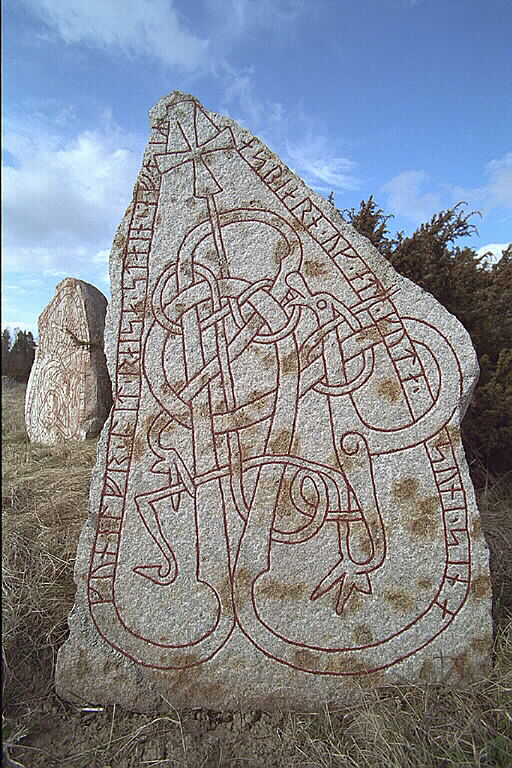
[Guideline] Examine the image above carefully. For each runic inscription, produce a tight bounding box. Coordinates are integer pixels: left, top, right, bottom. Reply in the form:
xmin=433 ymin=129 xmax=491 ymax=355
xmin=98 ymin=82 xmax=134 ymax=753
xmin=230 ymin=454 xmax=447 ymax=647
xmin=25 ymin=278 xmax=112 ymax=444
xmin=56 ymin=93 xmax=492 ymax=712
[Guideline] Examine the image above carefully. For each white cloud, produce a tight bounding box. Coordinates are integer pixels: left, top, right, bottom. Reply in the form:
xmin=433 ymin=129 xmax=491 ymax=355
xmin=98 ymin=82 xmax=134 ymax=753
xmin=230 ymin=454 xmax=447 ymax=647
xmin=450 ymin=152 xmax=512 ymax=215
xmin=21 ymin=0 xmax=312 ymax=171
xmin=1 ymin=273 xmax=55 ymax=335
xmin=215 ymin=66 xmax=360 ymax=196
xmin=382 ymin=153 xmax=512 ymax=238
xmin=484 ymin=152 xmax=512 ymax=209
xmin=219 ymin=64 xmax=266 ymax=127
xmin=1 ymin=321 xmax=38 ymax=336
xmin=42 ymin=269 xmax=71 ymax=279
xmin=23 ymin=0 xmax=308 ymax=87
xmin=92 ymin=249 xmax=111 ymax=265
xmin=381 ymin=170 xmax=441 ymax=224
xmin=2 ymin=117 xmax=140 ymax=277
xmin=285 ymin=137 xmax=360 ymax=192
xmin=91 ymin=249 xmax=111 ymax=288
xmin=207 ymin=0 xmax=304 ymax=43
xmin=23 ymin=0 xmax=309 ymax=121
xmin=230 ymin=0 xmax=304 ymax=25
xmin=25 ymin=0 xmax=210 ymax=73
xmin=476 ymin=242 xmax=510 ymax=267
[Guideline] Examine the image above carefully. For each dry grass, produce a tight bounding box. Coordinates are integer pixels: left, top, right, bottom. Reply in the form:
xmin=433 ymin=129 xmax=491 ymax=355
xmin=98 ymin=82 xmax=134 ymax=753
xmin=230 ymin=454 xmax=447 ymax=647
xmin=289 ymin=632 xmax=511 ymax=767
xmin=478 ymin=476 xmax=512 ymax=626
xmin=2 ymin=385 xmax=97 ymax=730
xmin=2 ymin=383 xmax=511 ymax=768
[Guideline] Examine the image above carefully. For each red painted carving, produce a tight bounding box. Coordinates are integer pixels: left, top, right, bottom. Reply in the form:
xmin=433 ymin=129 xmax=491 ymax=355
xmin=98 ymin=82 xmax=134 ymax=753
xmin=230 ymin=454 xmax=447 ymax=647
xmin=26 ymin=280 xmax=89 ymax=441
xmin=87 ymin=98 xmax=471 ymax=675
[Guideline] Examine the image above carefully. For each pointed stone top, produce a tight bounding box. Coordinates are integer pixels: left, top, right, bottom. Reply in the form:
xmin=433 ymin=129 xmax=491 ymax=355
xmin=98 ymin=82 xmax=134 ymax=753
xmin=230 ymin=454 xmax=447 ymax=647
xmin=56 ymin=93 xmax=492 ymax=712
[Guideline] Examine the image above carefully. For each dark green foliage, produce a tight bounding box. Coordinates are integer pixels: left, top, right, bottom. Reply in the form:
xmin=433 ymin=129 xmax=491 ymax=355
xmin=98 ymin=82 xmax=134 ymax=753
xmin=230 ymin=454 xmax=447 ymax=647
xmin=2 ymin=328 xmax=11 ymax=375
xmin=341 ymin=194 xmax=395 ymax=256
xmin=2 ymin=328 xmax=37 ymax=383
xmin=342 ymin=200 xmax=511 ymax=486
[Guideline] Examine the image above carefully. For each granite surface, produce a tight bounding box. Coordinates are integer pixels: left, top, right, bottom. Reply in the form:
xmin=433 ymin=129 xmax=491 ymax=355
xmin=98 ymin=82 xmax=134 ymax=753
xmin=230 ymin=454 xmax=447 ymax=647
xmin=56 ymin=92 xmax=493 ymax=712
xmin=25 ymin=277 xmax=112 ymax=444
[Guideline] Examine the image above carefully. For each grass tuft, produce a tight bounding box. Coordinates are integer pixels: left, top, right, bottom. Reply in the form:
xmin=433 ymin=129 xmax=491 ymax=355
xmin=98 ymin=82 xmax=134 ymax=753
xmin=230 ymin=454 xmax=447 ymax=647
xmin=2 ymin=384 xmax=97 ymax=725
xmin=2 ymin=385 xmax=511 ymax=768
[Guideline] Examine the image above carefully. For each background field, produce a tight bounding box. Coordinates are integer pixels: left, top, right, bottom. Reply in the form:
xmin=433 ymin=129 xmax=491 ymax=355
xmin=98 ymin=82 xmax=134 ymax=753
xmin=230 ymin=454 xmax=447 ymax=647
xmin=2 ymin=381 xmax=511 ymax=768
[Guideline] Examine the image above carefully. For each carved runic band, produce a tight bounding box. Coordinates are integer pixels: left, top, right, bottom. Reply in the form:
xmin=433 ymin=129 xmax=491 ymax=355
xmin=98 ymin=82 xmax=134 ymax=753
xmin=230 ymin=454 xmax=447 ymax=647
xmin=70 ymin=94 xmax=490 ymax=700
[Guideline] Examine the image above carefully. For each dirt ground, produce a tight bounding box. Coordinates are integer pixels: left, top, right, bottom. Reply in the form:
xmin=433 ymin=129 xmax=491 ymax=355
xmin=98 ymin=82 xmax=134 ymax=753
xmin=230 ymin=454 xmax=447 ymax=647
xmin=6 ymin=703 xmax=304 ymax=768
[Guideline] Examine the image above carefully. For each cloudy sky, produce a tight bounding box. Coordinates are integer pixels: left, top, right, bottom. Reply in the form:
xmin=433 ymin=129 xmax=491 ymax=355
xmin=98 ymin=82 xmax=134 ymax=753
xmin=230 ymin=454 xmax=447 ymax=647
xmin=2 ymin=0 xmax=511 ymax=335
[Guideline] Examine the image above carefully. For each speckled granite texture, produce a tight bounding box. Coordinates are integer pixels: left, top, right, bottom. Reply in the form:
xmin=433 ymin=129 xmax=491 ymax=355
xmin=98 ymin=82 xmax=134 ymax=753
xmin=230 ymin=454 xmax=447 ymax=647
xmin=56 ymin=92 xmax=492 ymax=712
xmin=26 ymin=277 xmax=112 ymax=444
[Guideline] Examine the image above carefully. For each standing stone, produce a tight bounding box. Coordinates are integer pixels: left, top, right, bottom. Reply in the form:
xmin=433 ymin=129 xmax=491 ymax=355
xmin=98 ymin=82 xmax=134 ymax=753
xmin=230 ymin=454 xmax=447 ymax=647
xmin=56 ymin=92 xmax=493 ymax=712
xmin=25 ymin=278 xmax=112 ymax=443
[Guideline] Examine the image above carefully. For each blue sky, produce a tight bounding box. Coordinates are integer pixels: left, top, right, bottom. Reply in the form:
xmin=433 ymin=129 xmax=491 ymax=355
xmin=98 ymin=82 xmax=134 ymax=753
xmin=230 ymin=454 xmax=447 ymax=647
xmin=2 ymin=0 xmax=511 ymax=336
